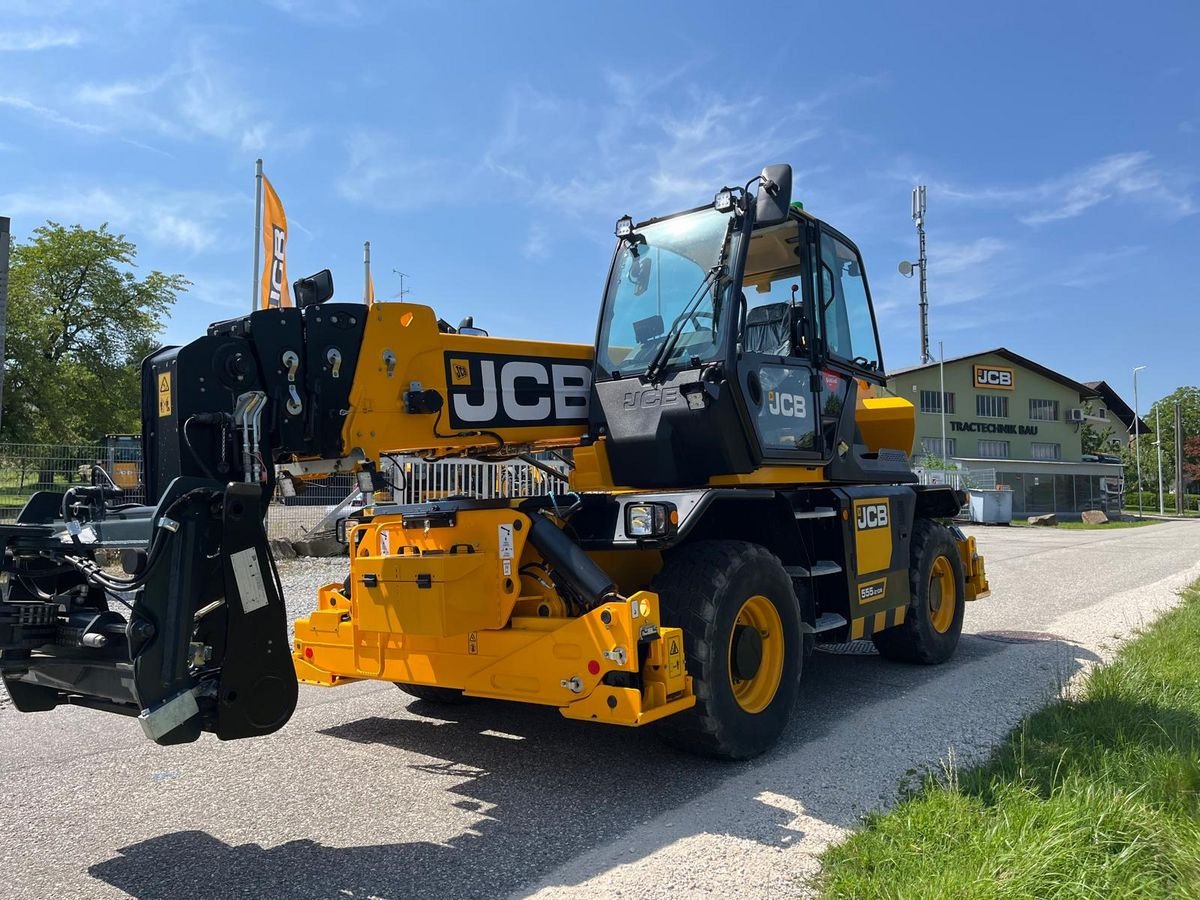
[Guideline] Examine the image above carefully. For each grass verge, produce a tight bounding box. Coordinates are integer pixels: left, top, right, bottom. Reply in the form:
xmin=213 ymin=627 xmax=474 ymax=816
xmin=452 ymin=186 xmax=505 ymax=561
xmin=819 ymin=582 xmax=1200 ymax=899
xmin=1007 ymin=519 xmax=1158 ymax=530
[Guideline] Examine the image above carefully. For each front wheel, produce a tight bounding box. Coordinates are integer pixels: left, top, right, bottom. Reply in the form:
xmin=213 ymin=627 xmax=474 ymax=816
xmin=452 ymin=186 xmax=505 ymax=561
xmin=651 ymin=540 xmax=802 ymax=760
xmin=872 ymin=519 xmax=966 ymax=663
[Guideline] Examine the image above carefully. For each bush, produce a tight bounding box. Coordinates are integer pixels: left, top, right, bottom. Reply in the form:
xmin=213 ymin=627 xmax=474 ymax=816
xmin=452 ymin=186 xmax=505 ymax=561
xmin=1125 ymin=491 xmax=1200 ymax=511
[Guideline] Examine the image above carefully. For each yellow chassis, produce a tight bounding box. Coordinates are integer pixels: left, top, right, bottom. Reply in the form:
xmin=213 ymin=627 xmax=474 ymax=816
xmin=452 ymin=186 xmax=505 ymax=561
xmin=292 ymin=507 xmax=695 ymax=726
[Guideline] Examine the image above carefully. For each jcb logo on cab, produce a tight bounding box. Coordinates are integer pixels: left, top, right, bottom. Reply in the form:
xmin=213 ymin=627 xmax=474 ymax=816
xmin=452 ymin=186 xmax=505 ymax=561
xmin=856 ymin=502 xmax=889 ymax=530
xmin=767 ymin=391 xmax=807 ymax=418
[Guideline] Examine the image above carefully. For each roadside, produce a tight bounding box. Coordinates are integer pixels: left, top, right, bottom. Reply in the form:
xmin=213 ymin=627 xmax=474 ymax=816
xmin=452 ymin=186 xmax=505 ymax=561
xmin=819 ymin=580 xmax=1200 ymax=898
xmin=521 ymin=522 xmax=1200 ymax=898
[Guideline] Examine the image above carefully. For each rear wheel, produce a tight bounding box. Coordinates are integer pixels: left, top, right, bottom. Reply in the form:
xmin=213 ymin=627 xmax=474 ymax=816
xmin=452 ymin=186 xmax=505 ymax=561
xmin=394 ymin=683 xmax=472 ymax=704
xmin=652 ymin=540 xmax=802 ymax=760
xmin=872 ymin=519 xmax=965 ymax=663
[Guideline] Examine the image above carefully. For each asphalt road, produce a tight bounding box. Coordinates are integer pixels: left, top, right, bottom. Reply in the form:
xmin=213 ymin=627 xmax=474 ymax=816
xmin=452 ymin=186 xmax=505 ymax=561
xmin=2 ymin=521 xmax=1198 ymax=900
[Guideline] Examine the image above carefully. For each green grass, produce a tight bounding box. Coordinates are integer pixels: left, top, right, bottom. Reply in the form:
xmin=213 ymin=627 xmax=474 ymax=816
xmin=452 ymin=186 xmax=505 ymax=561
xmin=818 ymin=583 xmax=1200 ymax=899
xmin=1007 ymin=519 xmax=1158 ymax=530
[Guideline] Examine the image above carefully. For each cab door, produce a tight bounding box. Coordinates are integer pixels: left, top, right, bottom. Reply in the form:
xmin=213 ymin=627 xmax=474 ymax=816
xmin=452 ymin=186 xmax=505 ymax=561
xmin=810 ymin=223 xmax=886 ymax=454
xmin=733 ymin=218 xmax=823 ymax=464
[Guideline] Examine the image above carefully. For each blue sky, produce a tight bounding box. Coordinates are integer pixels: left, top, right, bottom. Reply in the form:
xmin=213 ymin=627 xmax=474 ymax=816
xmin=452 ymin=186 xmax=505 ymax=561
xmin=2 ymin=0 xmax=1197 ymax=408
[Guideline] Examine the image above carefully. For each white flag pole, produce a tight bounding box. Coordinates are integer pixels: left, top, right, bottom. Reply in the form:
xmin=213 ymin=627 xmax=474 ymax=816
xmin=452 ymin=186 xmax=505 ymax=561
xmin=251 ymin=158 xmax=264 ymax=311
xmin=364 ymin=240 xmax=371 ymax=303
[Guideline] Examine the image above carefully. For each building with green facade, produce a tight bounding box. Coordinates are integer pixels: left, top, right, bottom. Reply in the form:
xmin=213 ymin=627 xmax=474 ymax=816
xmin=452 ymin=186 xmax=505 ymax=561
xmin=888 ymin=348 xmax=1126 ymax=519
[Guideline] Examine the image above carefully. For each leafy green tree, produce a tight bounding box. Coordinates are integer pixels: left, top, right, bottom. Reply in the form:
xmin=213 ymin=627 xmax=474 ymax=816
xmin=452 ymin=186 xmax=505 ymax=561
xmin=1 ymin=222 xmax=186 ymax=445
xmin=1123 ymin=387 xmax=1200 ymax=498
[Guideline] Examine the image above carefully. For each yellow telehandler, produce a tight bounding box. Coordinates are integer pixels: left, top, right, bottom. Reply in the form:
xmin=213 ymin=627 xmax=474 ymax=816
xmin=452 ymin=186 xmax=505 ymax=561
xmin=0 ymin=165 xmax=987 ymax=759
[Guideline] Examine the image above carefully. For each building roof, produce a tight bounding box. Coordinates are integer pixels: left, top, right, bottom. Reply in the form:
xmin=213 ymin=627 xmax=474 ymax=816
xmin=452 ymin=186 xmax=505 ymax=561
xmin=889 ymin=347 xmax=1099 ymax=400
xmin=1082 ymin=380 xmax=1152 ymax=434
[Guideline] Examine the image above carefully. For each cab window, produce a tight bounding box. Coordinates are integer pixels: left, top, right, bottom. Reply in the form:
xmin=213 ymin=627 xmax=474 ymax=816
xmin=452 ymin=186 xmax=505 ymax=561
xmin=817 ymin=231 xmax=880 ymax=371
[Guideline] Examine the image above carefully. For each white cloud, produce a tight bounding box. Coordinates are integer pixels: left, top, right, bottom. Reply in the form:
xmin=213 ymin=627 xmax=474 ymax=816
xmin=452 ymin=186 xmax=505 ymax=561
xmin=933 ymin=152 xmax=1196 ymax=225
xmin=522 ymin=225 xmax=549 ymax=261
xmin=0 ymin=184 xmax=241 ymax=255
xmin=335 ymin=131 xmax=443 ymax=210
xmin=481 ymin=76 xmax=828 ymax=222
xmin=932 ymin=237 xmax=1008 ymax=275
xmin=12 ymin=43 xmax=283 ymax=154
xmin=0 ymin=94 xmax=102 ymax=133
xmin=0 ymin=27 xmax=81 ymax=51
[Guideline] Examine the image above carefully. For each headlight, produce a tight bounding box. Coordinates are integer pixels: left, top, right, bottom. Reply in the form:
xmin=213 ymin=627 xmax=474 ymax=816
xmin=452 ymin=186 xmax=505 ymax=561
xmin=625 ymin=502 xmax=674 ymax=538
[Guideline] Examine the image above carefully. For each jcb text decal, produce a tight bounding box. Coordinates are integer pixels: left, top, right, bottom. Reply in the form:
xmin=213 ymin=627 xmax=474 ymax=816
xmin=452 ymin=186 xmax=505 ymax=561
xmin=446 ymin=352 xmax=591 ymax=429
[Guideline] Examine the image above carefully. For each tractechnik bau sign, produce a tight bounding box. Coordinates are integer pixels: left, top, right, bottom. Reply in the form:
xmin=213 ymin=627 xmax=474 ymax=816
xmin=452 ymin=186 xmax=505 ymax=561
xmin=950 ymin=422 xmax=1040 ymax=435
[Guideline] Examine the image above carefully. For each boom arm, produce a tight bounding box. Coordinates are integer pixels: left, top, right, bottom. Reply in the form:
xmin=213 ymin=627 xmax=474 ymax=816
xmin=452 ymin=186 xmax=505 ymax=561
xmin=142 ymin=301 xmax=594 ymax=499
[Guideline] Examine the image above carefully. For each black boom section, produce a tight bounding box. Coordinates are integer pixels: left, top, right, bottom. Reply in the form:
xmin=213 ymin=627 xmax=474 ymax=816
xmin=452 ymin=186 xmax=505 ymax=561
xmin=143 ymin=303 xmax=368 ymax=498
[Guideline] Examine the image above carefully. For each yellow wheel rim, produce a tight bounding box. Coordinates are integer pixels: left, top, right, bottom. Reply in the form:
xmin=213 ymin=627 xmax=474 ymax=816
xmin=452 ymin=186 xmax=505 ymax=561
xmin=728 ymin=594 xmax=785 ymax=714
xmin=928 ymin=556 xmax=956 ymax=633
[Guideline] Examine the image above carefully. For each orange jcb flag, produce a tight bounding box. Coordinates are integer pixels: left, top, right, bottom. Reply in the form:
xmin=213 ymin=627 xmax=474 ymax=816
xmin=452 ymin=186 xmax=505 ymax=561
xmin=367 ymin=270 xmax=375 ymax=305
xmin=260 ymin=174 xmax=291 ymax=308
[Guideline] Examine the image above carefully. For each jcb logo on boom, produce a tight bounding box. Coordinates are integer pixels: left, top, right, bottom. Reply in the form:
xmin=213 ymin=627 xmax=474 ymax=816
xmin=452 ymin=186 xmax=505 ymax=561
xmin=446 ymin=352 xmax=591 ymax=429
xmin=855 ymin=502 xmax=889 ymax=531
xmin=973 ymin=364 xmax=1015 ymax=390
xmin=767 ymin=391 xmax=807 ymax=418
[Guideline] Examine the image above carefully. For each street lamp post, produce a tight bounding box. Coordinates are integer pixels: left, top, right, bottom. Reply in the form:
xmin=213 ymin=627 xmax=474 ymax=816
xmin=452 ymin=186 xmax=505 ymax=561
xmin=1134 ymin=365 xmax=1146 ymax=519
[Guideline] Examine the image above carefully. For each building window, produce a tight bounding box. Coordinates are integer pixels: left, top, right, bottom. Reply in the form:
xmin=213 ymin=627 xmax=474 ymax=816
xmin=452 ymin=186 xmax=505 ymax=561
xmin=919 ymin=390 xmax=955 ymax=414
xmin=1029 ymin=399 xmax=1059 ymax=421
xmin=1031 ymin=442 xmax=1062 ymax=461
xmin=1098 ymin=407 xmax=1108 ymax=419
xmin=976 ymin=394 xmax=1009 ymax=418
xmin=920 ymin=437 xmax=957 ymax=457
xmin=978 ymin=439 xmax=1009 ymax=459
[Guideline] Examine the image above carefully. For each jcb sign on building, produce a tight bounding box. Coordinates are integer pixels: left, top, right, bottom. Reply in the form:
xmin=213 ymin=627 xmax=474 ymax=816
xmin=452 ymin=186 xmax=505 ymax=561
xmin=974 ymin=364 xmax=1015 ymax=390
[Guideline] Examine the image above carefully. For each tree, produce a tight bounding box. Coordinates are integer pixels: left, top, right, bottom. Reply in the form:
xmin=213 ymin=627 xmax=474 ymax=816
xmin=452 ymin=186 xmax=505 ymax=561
xmin=1 ymin=222 xmax=186 ymax=445
xmin=1122 ymin=386 xmax=1200 ymax=498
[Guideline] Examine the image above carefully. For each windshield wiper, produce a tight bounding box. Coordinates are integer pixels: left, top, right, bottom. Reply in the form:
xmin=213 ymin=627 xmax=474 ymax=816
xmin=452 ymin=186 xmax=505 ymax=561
xmin=644 ymin=264 xmax=725 ymax=384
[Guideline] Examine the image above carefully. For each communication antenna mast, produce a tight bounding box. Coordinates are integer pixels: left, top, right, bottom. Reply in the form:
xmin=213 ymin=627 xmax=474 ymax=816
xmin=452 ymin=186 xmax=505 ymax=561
xmin=913 ymin=186 xmax=930 ymax=364
xmin=898 ymin=186 xmax=931 ymax=364
xmin=392 ymin=269 xmax=412 ymax=301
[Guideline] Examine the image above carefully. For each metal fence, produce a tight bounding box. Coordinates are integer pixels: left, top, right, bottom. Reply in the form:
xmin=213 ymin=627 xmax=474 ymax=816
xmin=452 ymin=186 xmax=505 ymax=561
xmin=916 ymin=466 xmax=998 ymax=491
xmin=0 ymin=442 xmax=568 ymax=540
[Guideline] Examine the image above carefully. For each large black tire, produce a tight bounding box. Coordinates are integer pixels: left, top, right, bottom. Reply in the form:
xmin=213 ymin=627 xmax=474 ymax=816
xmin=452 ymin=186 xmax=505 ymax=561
xmin=651 ymin=540 xmax=803 ymax=760
xmin=872 ymin=519 xmax=966 ymax=664
xmin=394 ymin=683 xmax=473 ymax=704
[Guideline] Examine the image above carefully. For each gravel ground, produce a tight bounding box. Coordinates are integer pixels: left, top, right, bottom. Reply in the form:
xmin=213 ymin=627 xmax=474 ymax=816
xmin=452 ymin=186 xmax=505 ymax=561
xmin=0 ymin=522 xmax=1197 ymax=900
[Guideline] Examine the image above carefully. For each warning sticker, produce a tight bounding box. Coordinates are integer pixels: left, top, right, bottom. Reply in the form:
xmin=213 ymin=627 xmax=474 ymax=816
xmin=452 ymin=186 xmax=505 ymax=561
xmin=498 ymin=524 xmax=514 ymax=560
xmin=230 ymin=547 xmax=269 ymax=614
xmin=157 ymin=372 xmax=172 ymax=417
xmin=379 ymin=529 xmax=391 ymax=556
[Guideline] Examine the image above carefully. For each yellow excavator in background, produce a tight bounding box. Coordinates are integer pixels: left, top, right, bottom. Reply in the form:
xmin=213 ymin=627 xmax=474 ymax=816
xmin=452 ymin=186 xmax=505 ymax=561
xmin=0 ymin=165 xmax=987 ymax=759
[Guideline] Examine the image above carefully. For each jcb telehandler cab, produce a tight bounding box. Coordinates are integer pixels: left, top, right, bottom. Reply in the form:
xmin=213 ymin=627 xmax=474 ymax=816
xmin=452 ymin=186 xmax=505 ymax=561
xmin=0 ymin=165 xmax=987 ymax=759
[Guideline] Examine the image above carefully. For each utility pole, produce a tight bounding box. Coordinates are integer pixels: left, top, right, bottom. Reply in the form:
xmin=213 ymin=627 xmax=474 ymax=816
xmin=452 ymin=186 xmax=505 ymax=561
xmin=392 ymin=269 xmax=411 ymax=302
xmin=1175 ymin=400 xmax=1185 ymax=515
xmin=0 ymin=216 xmax=9 ymax=437
xmin=1133 ymin=365 xmax=1146 ymax=519
xmin=939 ymin=340 xmax=947 ymax=467
xmin=251 ymin=158 xmax=264 ymax=312
xmin=1156 ymin=404 xmax=1165 ymax=515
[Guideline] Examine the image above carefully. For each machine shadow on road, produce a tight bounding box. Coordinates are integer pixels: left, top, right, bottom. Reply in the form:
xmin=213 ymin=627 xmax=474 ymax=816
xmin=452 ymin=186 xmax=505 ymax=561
xmin=86 ymin=635 xmax=1100 ymax=900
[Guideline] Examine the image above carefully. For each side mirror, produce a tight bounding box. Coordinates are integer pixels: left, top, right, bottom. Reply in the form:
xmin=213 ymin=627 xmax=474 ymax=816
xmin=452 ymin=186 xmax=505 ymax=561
xmin=293 ymin=269 xmax=335 ymax=307
xmin=754 ymin=164 xmax=793 ymax=227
